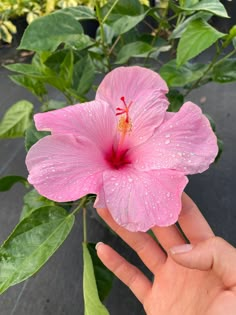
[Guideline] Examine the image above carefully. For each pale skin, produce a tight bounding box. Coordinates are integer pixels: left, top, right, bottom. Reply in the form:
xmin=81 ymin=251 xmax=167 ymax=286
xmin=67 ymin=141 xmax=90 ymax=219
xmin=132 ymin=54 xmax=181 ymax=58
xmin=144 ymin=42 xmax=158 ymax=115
xmin=96 ymin=193 xmax=236 ymax=315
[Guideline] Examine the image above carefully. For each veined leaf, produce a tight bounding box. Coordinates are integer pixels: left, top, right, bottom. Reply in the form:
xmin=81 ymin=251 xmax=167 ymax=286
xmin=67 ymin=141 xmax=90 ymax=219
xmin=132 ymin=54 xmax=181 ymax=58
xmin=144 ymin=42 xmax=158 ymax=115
xmin=160 ymin=59 xmax=208 ymax=87
xmin=0 ymin=100 xmax=33 ymax=138
xmin=115 ymin=41 xmax=153 ymax=64
xmin=19 ymin=11 xmax=83 ymax=52
xmin=60 ymin=6 xmax=96 ymax=20
xmin=83 ymin=243 xmax=109 ymax=315
xmin=212 ymin=59 xmax=236 ymax=83
xmin=0 ymin=206 xmax=74 ymax=294
xmin=176 ymin=19 xmax=225 ymax=66
xmin=180 ymin=0 xmax=229 ymax=18
xmin=20 ymin=189 xmax=55 ymax=220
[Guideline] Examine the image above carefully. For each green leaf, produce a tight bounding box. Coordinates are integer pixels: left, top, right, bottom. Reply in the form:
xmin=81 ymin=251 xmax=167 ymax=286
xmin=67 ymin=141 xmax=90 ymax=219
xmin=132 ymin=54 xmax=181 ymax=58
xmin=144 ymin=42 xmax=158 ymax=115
xmin=87 ymin=243 xmax=114 ymax=302
xmin=160 ymin=59 xmax=208 ymax=87
xmin=107 ymin=12 xmax=146 ymax=35
xmin=167 ymin=90 xmax=184 ymax=112
xmin=5 ymin=63 xmax=43 ymax=78
xmin=10 ymin=75 xmax=47 ymax=98
xmin=0 ymin=176 xmax=29 ymax=192
xmin=115 ymin=41 xmax=153 ymax=64
xmin=60 ymin=6 xmax=96 ymax=20
xmin=83 ymin=243 xmax=109 ymax=315
xmin=41 ymin=100 xmax=67 ymax=112
xmin=72 ymin=55 xmax=95 ymax=95
xmin=0 ymin=206 xmax=74 ymax=294
xmin=177 ymin=19 xmax=225 ymax=66
xmin=180 ymin=0 xmax=229 ymax=18
xmin=59 ymin=49 xmax=74 ymax=88
xmin=0 ymin=101 xmax=33 ymax=138
xmin=21 ymin=189 xmax=55 ymax=220
xmin=25 ymin=122 xmax=50 ymax=152
xmin=19 ymin=12 xmax=83 ymax=52
xmin=212 ymin=59 xmax=236 ymax=83
xmin=170 ymin=12 xmax=212 ymax=39
xmin=68 ymin=34 xmax=94 ymax=51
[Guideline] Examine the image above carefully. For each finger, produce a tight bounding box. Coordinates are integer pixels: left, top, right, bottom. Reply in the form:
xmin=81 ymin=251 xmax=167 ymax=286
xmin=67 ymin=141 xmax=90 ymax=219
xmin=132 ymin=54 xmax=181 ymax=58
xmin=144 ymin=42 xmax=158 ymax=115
xmin=170 ymin=237 xmax=236 ymax=288
xmin=97 ymin=208 xmax=166 ymax=273
xmin=152 ymin=225 xmax=186 ymax=252
xmin=96 ymin=242 xmax=152 ymax=303
xmin=178 ymin=193 xmax=214 ymax=243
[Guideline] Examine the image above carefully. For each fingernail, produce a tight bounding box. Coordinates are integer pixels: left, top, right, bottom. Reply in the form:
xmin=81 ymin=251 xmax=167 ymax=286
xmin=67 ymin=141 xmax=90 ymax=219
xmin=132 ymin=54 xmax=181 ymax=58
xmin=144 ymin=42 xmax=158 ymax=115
xmin=95 ymin=242 xmax=104 ymax=251
xmin=170 ymin=244 xmax=193 ymax=254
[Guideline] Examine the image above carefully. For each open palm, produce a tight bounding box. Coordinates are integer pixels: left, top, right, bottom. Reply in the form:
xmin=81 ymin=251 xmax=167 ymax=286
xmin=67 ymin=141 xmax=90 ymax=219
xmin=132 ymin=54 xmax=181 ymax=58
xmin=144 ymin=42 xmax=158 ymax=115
xmin=97 ymin=193 xmax=236 ymax=315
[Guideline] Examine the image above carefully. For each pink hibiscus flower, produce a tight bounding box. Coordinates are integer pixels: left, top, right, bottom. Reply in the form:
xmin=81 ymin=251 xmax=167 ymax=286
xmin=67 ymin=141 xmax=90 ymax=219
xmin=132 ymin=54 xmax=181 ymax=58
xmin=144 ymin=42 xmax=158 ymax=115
xmin=26 ymin=66 xmax=218 ymax=232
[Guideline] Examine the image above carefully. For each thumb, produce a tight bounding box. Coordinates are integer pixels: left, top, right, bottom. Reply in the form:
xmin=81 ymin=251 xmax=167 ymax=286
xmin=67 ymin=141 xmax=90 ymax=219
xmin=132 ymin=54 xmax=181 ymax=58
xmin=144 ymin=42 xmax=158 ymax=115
xmin=169 ymin=237 xmax=236 ymax=287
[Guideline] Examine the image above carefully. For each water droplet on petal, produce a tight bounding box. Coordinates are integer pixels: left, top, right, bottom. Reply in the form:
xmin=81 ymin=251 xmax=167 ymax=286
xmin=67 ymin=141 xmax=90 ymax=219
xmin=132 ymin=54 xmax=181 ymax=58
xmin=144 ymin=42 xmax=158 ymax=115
xmin=128 ymin=178 xmax=133 ymax=183
xmin=166 ymin=192 xmax=170 ymax=198
xmin=165 ymin=134 xmax=170 ymax=138
xmin=165 ymin=139 xmax=170 ymax=144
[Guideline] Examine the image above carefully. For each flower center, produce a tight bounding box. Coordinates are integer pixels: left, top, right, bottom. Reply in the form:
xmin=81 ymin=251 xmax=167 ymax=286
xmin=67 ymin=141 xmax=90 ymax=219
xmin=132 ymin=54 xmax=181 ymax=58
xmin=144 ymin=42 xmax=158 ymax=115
xmin=105 ymin=96 xmax=133 ymax=169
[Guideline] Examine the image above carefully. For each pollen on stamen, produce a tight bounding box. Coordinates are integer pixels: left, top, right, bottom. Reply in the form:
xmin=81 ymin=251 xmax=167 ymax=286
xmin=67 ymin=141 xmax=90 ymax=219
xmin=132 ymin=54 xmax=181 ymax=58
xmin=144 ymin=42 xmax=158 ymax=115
xmin=116 ymin=96 xmax=133 ymax=133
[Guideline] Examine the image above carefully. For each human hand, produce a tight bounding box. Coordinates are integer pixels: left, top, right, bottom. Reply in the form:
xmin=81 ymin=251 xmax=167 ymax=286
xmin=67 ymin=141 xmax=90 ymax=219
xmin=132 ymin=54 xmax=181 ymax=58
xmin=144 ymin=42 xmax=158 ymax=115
xmin=96 ymin=193 xmax=236 ymax=315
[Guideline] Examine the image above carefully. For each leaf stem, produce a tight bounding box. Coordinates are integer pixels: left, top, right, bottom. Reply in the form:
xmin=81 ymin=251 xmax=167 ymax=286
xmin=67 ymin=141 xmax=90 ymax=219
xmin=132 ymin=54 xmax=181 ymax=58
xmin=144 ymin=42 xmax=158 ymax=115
xmin=71 ymin=196 xmax=88 ymax=216
xmin=83 ymin=207 xmax=87 ymax=243
xmin=102 ymin=0 xmax=119 ymax=23
xmin=184 ymin=48 xmax=236 ymax=97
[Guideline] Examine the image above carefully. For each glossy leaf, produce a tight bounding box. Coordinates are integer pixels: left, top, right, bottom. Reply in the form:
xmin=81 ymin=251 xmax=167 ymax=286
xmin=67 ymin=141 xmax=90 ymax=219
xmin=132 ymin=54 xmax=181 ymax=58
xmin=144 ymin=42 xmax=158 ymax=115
xmin=10 ymin=75 xmax=47 ymax=98
xmin=0 ymin=176 xmax=29 ymax=192
xmin=87 ymin=243 xmax=114 ymax=302
xmin=72 ymin=55 xmax=95 ymax=95
xmin=106 ymin=12 xmax=146 ymax=35
xmin=83 ymin=243 xmax=109 ymax=315
xmin=0 ymin=206 xmax=75 ymax=294
xmin=177 ymin=19 xmax=225 ymax=66
xmin=160 ymin=59 xmax=208 ymax=87
xmin=19 ymin=12 xmax=83 ymax=52
xmin=25 ymin=122 xmax=50 ymax=152
xmin=180 ymin=0 xmax=229 ymax=18
xmin=115 ymin=41 xmax=153 ymax=64
xmin=60 ymin=6 xmax=96 ymax=20
xmin=0 ymin=101 xmax=33 ymax=138
xmin=170 ymin=12 xmax=212 ymax=39
xmin=212 ymin=59 xmax=236 ymax=83
xmin=21 ymin=189 xmax=55 ymax=220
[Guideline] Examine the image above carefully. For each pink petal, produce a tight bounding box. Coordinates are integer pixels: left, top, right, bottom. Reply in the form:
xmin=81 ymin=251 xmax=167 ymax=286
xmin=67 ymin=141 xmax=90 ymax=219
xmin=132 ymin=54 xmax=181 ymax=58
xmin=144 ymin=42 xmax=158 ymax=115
xmin=96 ymin=66 xmax=169 ymax=146
xmin=131 ymin=102 xmax=218 ymax=175
xmin=34 ymin=101 xmax=117 ymax=152
xmin=26 ymin=135 xmax=108 ymax=202
xmin=96 ymin=167 xmax=188 ymax=232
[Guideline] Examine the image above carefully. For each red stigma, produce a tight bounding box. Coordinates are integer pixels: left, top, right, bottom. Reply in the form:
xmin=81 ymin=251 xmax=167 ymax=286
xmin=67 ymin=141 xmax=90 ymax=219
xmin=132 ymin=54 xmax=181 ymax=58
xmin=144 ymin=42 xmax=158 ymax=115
xmin=115 ymin=96 xmax=133 ymax=123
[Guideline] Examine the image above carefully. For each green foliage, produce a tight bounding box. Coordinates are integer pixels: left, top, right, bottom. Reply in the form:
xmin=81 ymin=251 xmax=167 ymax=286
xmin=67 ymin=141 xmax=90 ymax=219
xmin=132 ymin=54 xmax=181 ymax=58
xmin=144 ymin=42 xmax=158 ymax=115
xmin=1 ymin=0 xmax=234 ymax=308
xmin=19 ymin=12 xmax=83 ymax=52
xmin=25 ymin=122 xmax=50 ymax=152
xmin=176 ymin=19 xmax=225 ymax=66
xmin=0 ymin=100 xmax=33 ymax=138
xmin=87 ymin=243 xmax=114 ymax=302
xmin=0 ymin=176 xmax=29 ymax=192
xmin=0 ymin=206 xmax=74 ymax=294
xmin=83 ymin=242 xmax=110 ymax=315
xmin=21 ymin=189 xmax=56 ymax=220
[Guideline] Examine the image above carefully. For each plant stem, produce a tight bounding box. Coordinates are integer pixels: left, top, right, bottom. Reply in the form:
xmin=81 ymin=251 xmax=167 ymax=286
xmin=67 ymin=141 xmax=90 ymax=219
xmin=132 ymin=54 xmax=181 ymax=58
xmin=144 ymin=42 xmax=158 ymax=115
xmin=71 ymin=196 xmax=88 ymax=216
xmin=95 ymin=1 xmax=111 ymax=71
xmin=184 ymin=48 xmax=236 ymax=97
xmin=83 ymin=207 xmax=87 ymax=243
xmin=102 ymin=0 xmax=119 ymax=23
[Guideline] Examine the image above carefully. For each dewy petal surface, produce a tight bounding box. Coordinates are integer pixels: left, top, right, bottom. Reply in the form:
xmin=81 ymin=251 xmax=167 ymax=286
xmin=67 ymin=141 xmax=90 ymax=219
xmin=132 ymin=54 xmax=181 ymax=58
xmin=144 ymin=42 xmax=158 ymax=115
xmin=26 ymin=135 xmax=109 ymax=202
xmin=131 ymin=102 xmax=218 ymax=174
xmin=96 ymin=168 xmax=188 ymax=232
xmin=34 ymin=100 xmax=116 ymax=152
xmin=96 ymin=66 xmax=169 ymax=146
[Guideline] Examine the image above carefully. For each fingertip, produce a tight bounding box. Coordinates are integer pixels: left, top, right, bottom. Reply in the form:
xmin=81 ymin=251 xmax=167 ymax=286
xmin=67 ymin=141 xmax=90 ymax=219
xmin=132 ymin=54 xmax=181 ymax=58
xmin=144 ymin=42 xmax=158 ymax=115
xmin=95 ymin=241 xmax=104 ymax=251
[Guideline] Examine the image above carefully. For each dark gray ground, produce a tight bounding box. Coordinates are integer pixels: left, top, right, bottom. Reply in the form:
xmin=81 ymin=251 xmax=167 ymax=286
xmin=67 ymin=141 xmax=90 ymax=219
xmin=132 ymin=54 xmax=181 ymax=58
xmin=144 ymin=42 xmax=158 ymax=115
xmin=0 ymin=60 xmax=236 ymax=315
